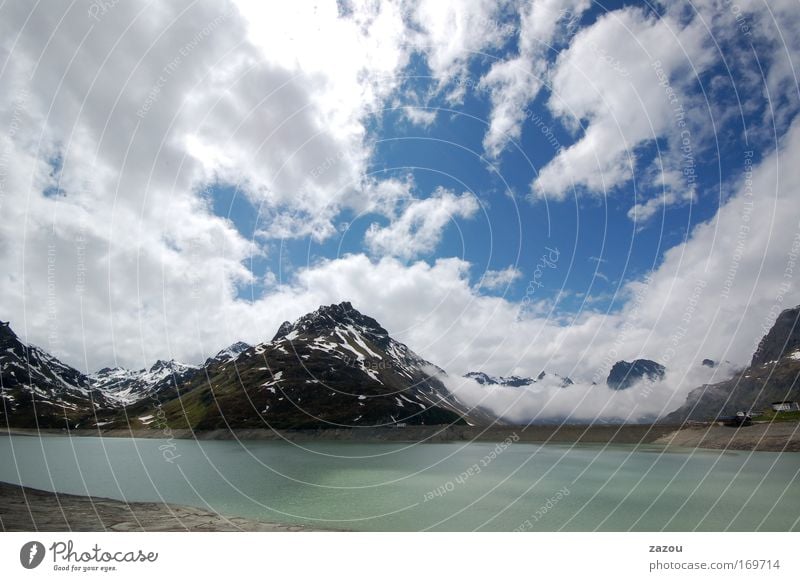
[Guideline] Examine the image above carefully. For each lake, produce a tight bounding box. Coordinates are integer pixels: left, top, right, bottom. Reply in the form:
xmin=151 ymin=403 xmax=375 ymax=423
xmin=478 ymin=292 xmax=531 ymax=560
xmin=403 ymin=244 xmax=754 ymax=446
xmin=1 ymin=434 xmax=798 ymax=531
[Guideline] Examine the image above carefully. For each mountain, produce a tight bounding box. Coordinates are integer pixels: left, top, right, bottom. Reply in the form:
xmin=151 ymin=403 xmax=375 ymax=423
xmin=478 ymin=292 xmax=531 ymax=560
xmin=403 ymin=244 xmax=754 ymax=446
xmin=665 ymin=306 xmax=800 ymax=422
xmin=203 ymin=341 xmax=251 ymax=366
xmin=89 ymin=359 xmax=199 ymax=406
xmin=465 ymin=371 xmax=534 ymax=387
xmin=606 ymin=359 xmax=666 ymax=390
xmin=0 ymin=321 xmax=116 ymax=428
xmin=91 ymin=342 xmax=251 ymax=407
xmin=103 ymin=302 xmax=489 ymax=430
xmin=465 ymin=370 xmax=573 ymax=388
xmin=751 ymin=306 xmax=800 ymax=365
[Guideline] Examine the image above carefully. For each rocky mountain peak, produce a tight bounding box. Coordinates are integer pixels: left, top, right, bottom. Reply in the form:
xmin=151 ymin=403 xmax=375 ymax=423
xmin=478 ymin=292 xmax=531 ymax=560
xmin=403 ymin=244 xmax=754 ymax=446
xmin=227 ymin=340 xmax=251 ymax=353
xmin=149 ymin=359 xmax=179 ymax=373
xmin=0 ymin=320 xmax=22 ymax=351
xmin=273 ymin=302 xmax=390 ymax=346
xmin=607 ymin=359 xmax=665 ymax=390
xmin=205 ymin=341 xmax=252 ymax=366
xmin=751 ymin=305 xmax=800 ymax=366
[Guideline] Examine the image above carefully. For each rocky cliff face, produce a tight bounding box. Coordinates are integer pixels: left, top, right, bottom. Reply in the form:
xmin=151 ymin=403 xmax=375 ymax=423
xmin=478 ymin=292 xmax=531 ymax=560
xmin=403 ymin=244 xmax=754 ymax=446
xmin=606 ymin=359 xmax=666 ymax=390
xmin=751 ymin=306 xmax=800 ymax=366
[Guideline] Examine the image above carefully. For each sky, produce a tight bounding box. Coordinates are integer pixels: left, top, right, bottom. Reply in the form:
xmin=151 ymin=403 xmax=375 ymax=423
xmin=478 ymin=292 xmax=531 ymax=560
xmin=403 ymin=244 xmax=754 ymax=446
xmin=1 ymin=0 xmax=798 ymax=420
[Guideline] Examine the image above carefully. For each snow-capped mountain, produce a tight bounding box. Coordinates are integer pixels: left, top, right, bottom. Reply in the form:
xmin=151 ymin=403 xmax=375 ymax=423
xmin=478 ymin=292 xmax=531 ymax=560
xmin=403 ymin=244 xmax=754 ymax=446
xmin=0 ymin=321 xmax=116 ymax=428
xmin=90 ymin=342 xmax=251 ymax=407
xmin=203 ymin=341 xmax=251 ymax=366
xmin=465 ymin=370 xmax=574 ymax=388
xmin=89 ymin=359 xmax=200 ymax=406
xmin=112 ymin=302 xmax=490 ymax=430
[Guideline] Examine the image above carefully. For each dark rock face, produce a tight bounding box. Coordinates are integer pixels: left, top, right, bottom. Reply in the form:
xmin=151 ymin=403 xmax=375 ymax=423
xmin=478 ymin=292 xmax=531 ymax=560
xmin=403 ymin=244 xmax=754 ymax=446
xmin=607 ymin=359 xmax=666 ymax=390
xmin=702 ymin=359 xmax=716 ymax=368
xmin=272 ymin=321 xmax=294 ymax=342
xmin=751 ymin=306 xmax=800 ymax=366
xmin=666 ymin=305 xmax=800 ymax=422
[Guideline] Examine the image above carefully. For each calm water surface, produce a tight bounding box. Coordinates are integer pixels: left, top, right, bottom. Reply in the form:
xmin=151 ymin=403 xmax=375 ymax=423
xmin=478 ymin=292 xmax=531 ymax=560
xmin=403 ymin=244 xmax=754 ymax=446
xmin=1 ymin=434 xmax=798 ymax=531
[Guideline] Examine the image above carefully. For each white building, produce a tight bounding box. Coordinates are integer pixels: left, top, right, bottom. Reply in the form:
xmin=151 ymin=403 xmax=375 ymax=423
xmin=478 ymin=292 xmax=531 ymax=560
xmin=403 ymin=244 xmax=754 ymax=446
xmin=771 ymin=401 xmax=800 ymax=412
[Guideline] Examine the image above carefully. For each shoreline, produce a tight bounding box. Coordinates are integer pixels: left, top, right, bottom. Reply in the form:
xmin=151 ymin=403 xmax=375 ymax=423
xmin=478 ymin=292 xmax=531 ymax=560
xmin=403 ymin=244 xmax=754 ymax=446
xmin=3 ymin=421 xmax=799 ymax=451
xmin=0 ymin=481 xmax=323 ymax=532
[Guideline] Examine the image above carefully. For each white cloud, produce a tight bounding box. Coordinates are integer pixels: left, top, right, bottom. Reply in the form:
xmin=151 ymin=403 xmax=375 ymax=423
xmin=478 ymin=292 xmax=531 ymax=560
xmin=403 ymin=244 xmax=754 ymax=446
xmin=364 ymin=187 xmax=479 ymax=260
xmin=357 ymin=176 xmax=415 ymax=216
xmin=475 ymin=266 xmax=522 ymax=290
xmin=402 ymin=106 xmax=438 ymax=127
xmin=532 ymin=6 xmax=713 ymax=211
xmin=480 ymin=0 xmax=590 ymax=158
xmin=411 ymin=0 xmax=511 ymax=97
xmin=186 ymin=0 xmax=415 ymax=241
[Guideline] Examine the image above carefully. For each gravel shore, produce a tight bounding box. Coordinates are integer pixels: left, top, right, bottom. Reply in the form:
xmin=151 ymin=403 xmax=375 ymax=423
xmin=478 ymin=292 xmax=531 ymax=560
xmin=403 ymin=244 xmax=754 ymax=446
xmin=0 ymin=482 xmax=318 ymax=532
xmin=653 ymin=421 xmax=800 ymax=452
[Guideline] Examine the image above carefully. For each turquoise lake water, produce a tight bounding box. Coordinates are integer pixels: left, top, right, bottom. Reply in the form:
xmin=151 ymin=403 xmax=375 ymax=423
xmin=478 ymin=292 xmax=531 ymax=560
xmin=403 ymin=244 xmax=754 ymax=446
xmin=1 ymin=434 xmax=798 ymax=531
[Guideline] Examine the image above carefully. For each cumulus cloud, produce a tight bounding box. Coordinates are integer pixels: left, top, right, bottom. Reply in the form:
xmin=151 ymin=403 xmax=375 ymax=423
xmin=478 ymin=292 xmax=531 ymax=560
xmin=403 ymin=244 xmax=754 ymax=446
xmin=480 ymin=0 xmax=590 ymax=158
xmin=475 ymin=266 xmax=522 ymax=290
xmin=364 ymin=187 xmax=479 ymax=260
xmin=402 ymin=106 xmax=438 ymax=127
xmin=532 ymin=6 xmax=713 ymax=212
xmin=411 ymin=0 xmax=511 ymax=98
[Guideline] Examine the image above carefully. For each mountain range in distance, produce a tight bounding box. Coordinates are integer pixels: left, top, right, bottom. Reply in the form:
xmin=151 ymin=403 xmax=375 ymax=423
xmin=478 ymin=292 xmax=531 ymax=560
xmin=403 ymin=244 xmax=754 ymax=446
xmin=1 ymin=302 xmax=799 ymax=431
